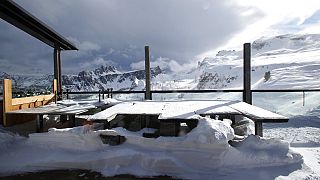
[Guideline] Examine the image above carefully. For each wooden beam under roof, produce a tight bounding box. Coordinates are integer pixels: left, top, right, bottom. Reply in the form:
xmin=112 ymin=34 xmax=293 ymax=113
xmin=0 ymin=0 xmax=78 ymax=50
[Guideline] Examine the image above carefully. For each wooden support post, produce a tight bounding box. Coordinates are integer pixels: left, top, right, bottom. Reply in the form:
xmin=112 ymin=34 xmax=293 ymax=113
xmin=53 ymin=79 xmax=58 ymax=103
xmin=243 ymin=43 xmax=252 ymax=104
xmin=107 ymin=88 xmax=110 ymax=98
xmin=3 ymin=79 xmax=12 ymax=126
xmin=70 ymin=114 xmax=76 ymax=127
xmin=54 ymin=48 xmax=59 ymax=93
xmin=36 ymin=115 xmax=44 ymax=133
xmin=110 ymin=88 xmax=113 ymax=99
xmin=255 ymin=121 xmax=263 ymax=137
xmin=54 ymin=47 xmax=62 ymax=100
xmin=145 ymin=46 xmax=152 ymax=100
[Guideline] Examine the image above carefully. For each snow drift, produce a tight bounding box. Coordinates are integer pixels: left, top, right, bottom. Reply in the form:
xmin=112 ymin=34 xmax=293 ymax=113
xmin=0 ymin=117 xmax=302 ymax=179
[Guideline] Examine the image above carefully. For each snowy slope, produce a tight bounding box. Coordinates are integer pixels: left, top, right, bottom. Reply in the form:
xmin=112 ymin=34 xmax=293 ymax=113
xmin=196 ymin=34 xmax=320 ymax=90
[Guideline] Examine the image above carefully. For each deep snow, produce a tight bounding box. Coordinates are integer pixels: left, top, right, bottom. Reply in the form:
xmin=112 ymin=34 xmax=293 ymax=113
xmin=0 ymin=116 xmax=304 ymax=180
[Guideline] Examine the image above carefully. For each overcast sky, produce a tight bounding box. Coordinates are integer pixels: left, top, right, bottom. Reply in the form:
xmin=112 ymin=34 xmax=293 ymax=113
xmin=0 ymin=0 xmax=320 ymax=75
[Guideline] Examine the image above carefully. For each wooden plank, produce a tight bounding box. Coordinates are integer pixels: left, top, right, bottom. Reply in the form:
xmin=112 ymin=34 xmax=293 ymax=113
xmin=0 ymin=100 xmax=3 ymax=125
xmin=6 ymin=103 xmax=89 ymax=116
xmin=46 ymin=109 xmax=88 ymax=115
xmin=11 ymin=94 xmax=54 ymax=106
xmin=6 ymin=104 xmax=66 ymax=114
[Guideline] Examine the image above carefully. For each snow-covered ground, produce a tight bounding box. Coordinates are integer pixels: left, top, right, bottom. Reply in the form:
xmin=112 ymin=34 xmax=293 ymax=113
xmin=0 ymin=99 xmax=319 ymax=179
xmin=0 ymin=116 xmax=306 ymax=180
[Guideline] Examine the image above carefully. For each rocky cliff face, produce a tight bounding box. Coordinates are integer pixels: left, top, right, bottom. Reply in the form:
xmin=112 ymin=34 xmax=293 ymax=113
xmin=63 ymin=65 xmax=162 ymax=91
xmin=196 ymin=72 xmax=238 ymax=89
xmin=0 ymin=65 xmax=163 ymax=92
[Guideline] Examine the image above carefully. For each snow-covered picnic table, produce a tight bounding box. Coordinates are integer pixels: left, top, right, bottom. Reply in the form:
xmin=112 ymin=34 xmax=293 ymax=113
xmin=89 ymin=100 xmax=288 ymax=136
xmin=6 ymin=99 xmax=120 ymax=132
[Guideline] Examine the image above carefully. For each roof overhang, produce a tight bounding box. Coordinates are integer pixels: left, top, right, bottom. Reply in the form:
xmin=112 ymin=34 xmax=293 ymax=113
xmin=0 ymin=0 xmax=78 ymax=50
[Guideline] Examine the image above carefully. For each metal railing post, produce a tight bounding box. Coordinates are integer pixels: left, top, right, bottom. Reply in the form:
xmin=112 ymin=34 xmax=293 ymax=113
xmin=98 ymin=90 xmax=101 ymax=102
xmin=243 ymin=43 xmax=252 ymax=104
xmin=66 ymin=89 xmax=69 ymax=99
xmin=145 ymin=46 xmax=152 ymax=100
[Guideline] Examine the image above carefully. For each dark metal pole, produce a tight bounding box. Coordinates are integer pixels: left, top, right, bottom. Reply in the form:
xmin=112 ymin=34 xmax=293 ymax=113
xmin=255 ymin=121 xmax=263 ymax=137
xmin=243 ymin=43 xmax=252 ymax=104
xmin=36 ymin=115 xmax=44 ymax=133
xmin=53 ymin=47 xmax=59 ymax=91
xmin=54 ymin=46 xmax=62 ymax=100
xmin=98 ymin=90 xmax=101 ymax=102
xmin=57 ymin=48 xmax=62 ymax=100
xmin=66 ymin=89 xmax=69 ymax=99
xmin=145 ymin=46 xmax=152 ymax=100
xmin=54 ymin=90 xmax=57 ymax=104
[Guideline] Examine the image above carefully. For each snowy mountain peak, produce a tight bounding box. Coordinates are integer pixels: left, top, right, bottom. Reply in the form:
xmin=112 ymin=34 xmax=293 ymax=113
xmin=201 ymin=33 xmax=320 ymax=66
xmin=63 ymin=65 xmax=163 ymax=91
xmin=78 ymin=65 xmax=119 ymax=78
xmin=252 ymin=34 xmax=320 ymax=56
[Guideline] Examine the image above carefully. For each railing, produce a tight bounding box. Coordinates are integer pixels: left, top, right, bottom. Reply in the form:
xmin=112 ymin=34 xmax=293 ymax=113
xmin=4 ymin=88 xmax=320 ymax=100
xmin=3 ymin=88 xmax=319 ymax=117
xmin=61 ymin=88 xmax=320 ymax=100
xmin=60 ymin=88 xmax=320 ymax=116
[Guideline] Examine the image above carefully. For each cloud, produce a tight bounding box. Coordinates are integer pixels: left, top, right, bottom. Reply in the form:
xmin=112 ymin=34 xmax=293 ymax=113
xmin=67 ymin=37 xmax=101 ymax=52
xmin=130 ymin=57 xmax=196 ymax=73
xmin=298 ymin=24 xmax=320 ymax=34
xmin=225 ymin=0 xmax=320 ymax=47
xmin=79 ymin=57 xmax=116 ymax=71
xmin=3 ymin=0 xmax=260 ymax=74
xmin=198 ymin=0 xmax=320 ymax=58
xmin=1 ymin=0 xmax=319 ymax=75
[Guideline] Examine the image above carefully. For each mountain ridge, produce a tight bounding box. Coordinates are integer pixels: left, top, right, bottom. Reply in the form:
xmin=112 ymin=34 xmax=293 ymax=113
xmin=1 ymin=33 xmax=320 ymax=94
